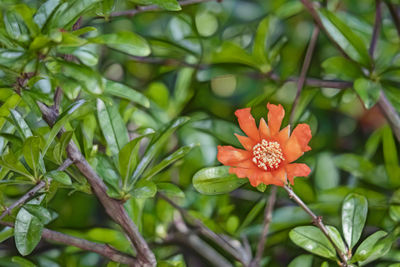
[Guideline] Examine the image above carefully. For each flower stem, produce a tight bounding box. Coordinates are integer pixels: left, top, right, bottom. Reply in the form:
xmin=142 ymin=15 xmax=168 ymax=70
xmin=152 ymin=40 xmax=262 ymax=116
xmin=283 ymin=185 xmax=349 ymax=266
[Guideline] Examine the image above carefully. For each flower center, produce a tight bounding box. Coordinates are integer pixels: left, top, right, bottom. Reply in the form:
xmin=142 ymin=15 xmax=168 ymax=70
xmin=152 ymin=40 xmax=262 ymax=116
xmin=252 ymin=140 xmax=285 ymax=171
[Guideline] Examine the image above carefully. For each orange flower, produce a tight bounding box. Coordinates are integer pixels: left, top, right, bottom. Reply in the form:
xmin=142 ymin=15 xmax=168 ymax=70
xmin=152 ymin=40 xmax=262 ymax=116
xmin=217 ymin=103 xmax=312 ymax=187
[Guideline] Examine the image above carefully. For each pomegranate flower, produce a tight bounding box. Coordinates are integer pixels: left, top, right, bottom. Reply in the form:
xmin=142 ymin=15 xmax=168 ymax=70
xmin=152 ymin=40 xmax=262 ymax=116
xmin=217 ymin=103 xmax=312 ymax=187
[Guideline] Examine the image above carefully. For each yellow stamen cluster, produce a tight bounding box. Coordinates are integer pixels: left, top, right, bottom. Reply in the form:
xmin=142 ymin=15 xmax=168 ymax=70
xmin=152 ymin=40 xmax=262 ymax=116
xmin=252 ymin=140 xmax=284 ymax=171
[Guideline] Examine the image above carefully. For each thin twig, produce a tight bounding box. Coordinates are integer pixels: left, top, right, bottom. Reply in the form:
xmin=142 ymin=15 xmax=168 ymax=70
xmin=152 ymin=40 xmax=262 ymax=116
xmin=158 ymin=192 xmax=249 ymax=265
xmin=283 ymin=185 xmax=348 ymax=266
xmin=250 ymin=186 xmax=278 ymax=267
xmin=369 ymin=0 xmax=382 ymax=59
xmin=0 ymin=158 xmax=73 ymax=221
xmin=107 ymin=0 xmax=217 ymax=18
xmin=0 ymin=221 xmax=137 ymax=265
xmin=290 ymin=27 xmax=320 ymax=124
xmin=387 ymin=2 xmax=400 ymax=36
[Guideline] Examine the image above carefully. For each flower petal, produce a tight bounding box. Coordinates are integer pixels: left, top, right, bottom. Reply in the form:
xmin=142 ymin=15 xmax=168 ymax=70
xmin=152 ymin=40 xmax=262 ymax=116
xmin=286 ymin=163 xmax=311 ymax=184
xmin=270 ymin=168 xmax=287 ymax=185
xmin=259 ymin=118 xmax=270 ymax=140
xmin=235 ymin=108 xmax=260 ymax=141
xmin=274 ymin=125 xmax=290 ymax=146
xmin=235 ymin=134 xmax=256 ymax=151
xmin=284 ymin=124 xmax=312 ymax=162
xmin=229 ymin=167 xmax=259 ymax=186
xmin=267 ymin=103 xmax=285 ymax=136
xmin=217 ymin=146 xmax=252 ymax=166
xmin=259 ymin=171 xmax=285 ymax=186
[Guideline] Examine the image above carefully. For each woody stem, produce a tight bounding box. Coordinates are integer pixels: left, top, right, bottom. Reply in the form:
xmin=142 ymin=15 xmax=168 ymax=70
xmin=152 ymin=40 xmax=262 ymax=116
xmin=283 ymin=185 xmax=349 ymax=266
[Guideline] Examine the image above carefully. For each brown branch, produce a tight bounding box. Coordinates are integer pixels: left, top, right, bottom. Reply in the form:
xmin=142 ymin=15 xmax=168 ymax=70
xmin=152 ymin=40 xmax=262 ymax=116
xmin=0 ymin=221 xmax=137 ymax=265
xmin=0 ymin=159 xmax=73 ymax=221
xmin=250 ymin=186 xmax=277 ymax=267
xmin=387 ymin=2 xmax=400 ymax=36
xmin=378 ymin=91 xmax=400 ymax=142
xmin=369 ymin=0 xmax=382 ymax=58
xmin=290 ymin=27 xmax=320 ymax=124
xmin=107 ymin=0 xmax=217 ymax=18
xmin=158 ymin=192 xmax=249 ymax=265
xmin=283 ymin=185 xmax=349 ymax=266
xmin=38 ymin=104 xmax=156 ymax=266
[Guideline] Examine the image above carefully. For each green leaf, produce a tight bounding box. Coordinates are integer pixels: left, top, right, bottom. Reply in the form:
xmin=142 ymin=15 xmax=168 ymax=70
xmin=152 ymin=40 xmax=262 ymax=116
xmin=326 ymin=226 xmax=347 ymax=254
xmin=237 ymin=198 xmax=266 ymax=233
xmin=4 ymin=11 xmax=30 ymax=42
xmin=52 ymin=61 xmax=104 ymax=95
xmin=131 ymin=0 xmax=181 ymax=11
xmin=33 ymin=0 xmax=61 ymax=29
xmin=193 ymin=166 xmax=247 ymax=195
xmin=382 ymin=125 xmax=400 ymax=187
xmin=322 ymin=56 xmax=362 ymax=80
xmin=97 ymin=98 xmax=129 ymax=156
xmin=23 ymin=204 xmax=53 ymax=225
xmin=191 ymin=119 xmax=242 ymax=147
xmin=288 ymin=255 xmax=313 ymax=267
xmin=0 ymin=94 xmax=21 ymax=129
xmin=10 ymin=109 xmax=33 ymax=140
xmin=42 ymin=99 xmax=86 ymax=156
xmin=0 ymin=227 xmax=14 ymax=242
xmin=353 ymin=78 xmax=381 ymax=109
xmin=318 ymin=9 xmax=370 ymax=66
xmin=14 ymin=207 xmax=44 ymax=256
xmin=23 ymin=136 xmax=41 ymax=176
xmin=342 ymin=193 xmax=368 ymax=249
xmin=90 ymin=31 xmax=151 ymax=57
xmin=12 ymin=256 xmax=37 ymax=267
xmin=143 ymin=144 xmax=195 ymax=181
xmin=253 ymin=16 xmax=271 ymax=69
xmin=157 ymin=183 xmax=184 ymax=198
xmin=131 ymin=180 xmax=157 ymax=199
xmin=119 ymin=134 xmax=151 ymax=190
xmin=104 ymin=80 xmax=150 ymax=108
xmin=130 ymin=117 xmax=189 ymax=184
xmin=352 ymin=228 xmax=399 ymax=265
xmin=45 ymin=170 xmax=72 ymax=185
xmin=289 ymin=226 xmax=337 ymax=260
xmin=0 ymin=152 xmax=34 ymax=180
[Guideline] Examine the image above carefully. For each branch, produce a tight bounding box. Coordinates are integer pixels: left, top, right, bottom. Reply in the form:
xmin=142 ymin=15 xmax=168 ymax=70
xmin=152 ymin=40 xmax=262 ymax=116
xmin=290 ymin=27 xmax=320 ymax=124
xmin=387 ymin=2 xmax=400 ymax=36
xmin=250 ymin=186 xmax=277 ymax=267
xmin=378 ymin=91 xmax=400 ymax=142
xmin=369 ymin=0 xmax=382 ymax=58
xmin=0 ymin=159 xmax=73 ymax=221
xmin=108 ymin=0 xmax=217 ymax=18
xmin=283 ymin=185 xmax=349 ymax=266
xmin=0 ymin=221 xmax=137 ymax=265
xmin=158 ymin=193 xmax=249 ymax=265
xmin=38 ymin=103 xmax=156 ymax=266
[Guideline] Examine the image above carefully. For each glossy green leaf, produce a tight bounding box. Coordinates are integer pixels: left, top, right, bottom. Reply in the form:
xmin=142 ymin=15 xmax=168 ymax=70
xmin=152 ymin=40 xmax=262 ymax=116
xmin=193 ymin=166 xmax=247 ymax=195
xmin=33 ymin=0 xmax=61 ymax=29
xmin=143 ymin=144 xmax=195 ymax=181
xmin=23 ymin=204 xmax=53 ymax=225
xmin=12 ymin=256 xmax=37 ymax=267
xmin=253 ymin=16 xmax=271 ymax=68
xmin=104 ymin=80 xmax=150 ymax=108
xmin=10 ymin=109 xmax=33 ymax=139
xmin=131 ymin=180 xmax=157 ymax=199
xmin=130 ymin=117 xmax=189 ymax=184
xmin=353 ymin=78 xmax=381 ymax=109
xmin=0 ymin=227 xmax=14 ymax=242
xmin=4 ymin=11 xmax=30 ymax=42
xmin=90 ymin=31 xmax=151 ymax=57
xmin=318 ymin=8 xmax=370 ymax=66
xmin=0 ymin=152 xmax=34 ymax=180
xmin=45 ymin=170 xmax=72 ymax=185
xmin=288 ymin=254 xmax=313 ymax=267
xmin=157 ymin=183 xmax=184 ymax=198
xmin=237 ymin=198 xmax=266 ymax=233
xmin=132 ymin=0 xmax=181 ymax=11
xmin=14 ymin=207 xmax=44 ymax=256
xmin=0 ymin=94 xmax=21 ymax=129
xmin=23 ymin=136 xmax=41 ymax=176
xmin=289 ymin=226 xmax=337 ymax=260
xmin=322 ymin=56 xmax=362 ymax=80
xmin=342 ymin=193 xmax=368 ymax=249
xmin=42 ymin=99 xmax=86 ymax=156
xmin=326 ymin=226 xmax=347 ymax=254
xmin=97 ymin=98 xmax=129 ymax=156
xmin=119 ymin=134 xmax=151 ymax=189
xmin=315 ymin=152 xmax=339 ymax=190
xmin=382 ymin=125 xmax=400 ymax=187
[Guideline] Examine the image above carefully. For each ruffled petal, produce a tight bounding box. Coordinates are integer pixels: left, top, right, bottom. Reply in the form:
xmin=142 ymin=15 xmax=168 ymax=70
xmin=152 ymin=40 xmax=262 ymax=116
xmin=217 ymin=146 xmax=252 ymax=166
xmin=274 ymin=125 xmax=290 ymax=146
xmin=284 ymin=124 xmax=312 ymax=162
xmin=267 ymin=103 xmax=285 ymax=136
xmin=259 ymin=171 xmax=285 ymax=186
xmin=285 ymin=163 xmax=311 ymax=184
xmin=229 ymin=167 xmax=259 ymax=186
xmin=235 ymin=108 xmax=260 ymax=141
xmin=235 ymin=134 xmax=257 ymax=151
xmin=270 ymin=168 xmax=287 ymax=185
xmin=259 ymin=118 xmax=270 ymax=140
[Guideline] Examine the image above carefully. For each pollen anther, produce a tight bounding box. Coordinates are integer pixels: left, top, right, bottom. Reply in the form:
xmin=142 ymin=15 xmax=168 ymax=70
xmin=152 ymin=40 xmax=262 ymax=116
xmin=252 ymin=140 xmax=284 ymax=171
